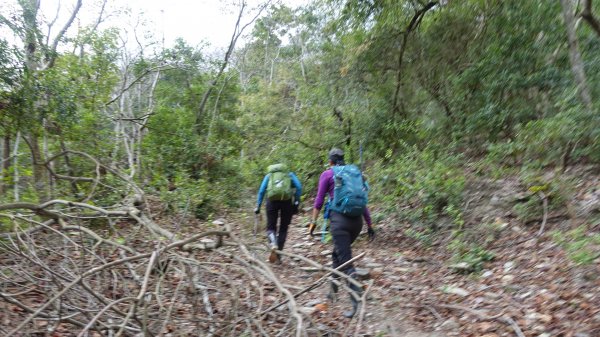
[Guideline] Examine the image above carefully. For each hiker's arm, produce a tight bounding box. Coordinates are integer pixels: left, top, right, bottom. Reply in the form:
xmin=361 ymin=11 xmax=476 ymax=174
xmin=289 ymin=172 xmax=302 ymax=202
xmin=256 ymin=175 xmax=269 ymax=208
xmin=363 ymin=207 xmax=372 ymax=228
xmin=312 ymin=171 xmax=330 ymax=221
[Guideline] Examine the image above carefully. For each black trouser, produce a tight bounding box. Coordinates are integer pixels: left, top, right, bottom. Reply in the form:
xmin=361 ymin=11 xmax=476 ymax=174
xmin=330 ymin=211 xmax=363 ymax=276
xmin=265 ymin=199 xmax=293 ymax=250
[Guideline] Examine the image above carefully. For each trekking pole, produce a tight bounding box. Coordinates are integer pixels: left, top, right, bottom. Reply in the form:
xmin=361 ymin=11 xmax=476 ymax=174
xmin=359 ymin=140 xmax=364 ymax=171
xmin=321 ymin=218 xmax=328 ymax=243
xmin=253 ymin=213 xmax=259 ymax=238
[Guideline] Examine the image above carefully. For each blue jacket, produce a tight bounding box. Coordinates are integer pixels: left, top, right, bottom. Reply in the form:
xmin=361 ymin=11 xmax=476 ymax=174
xmin=256 ymin=172 xmax=302 ymax=208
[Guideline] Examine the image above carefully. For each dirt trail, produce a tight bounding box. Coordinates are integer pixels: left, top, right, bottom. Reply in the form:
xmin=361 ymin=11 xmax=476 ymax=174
xmin=250 ymin=212 xmax=447 ymax=337
xmin=248 ymin=199 xmax=599 ymax=337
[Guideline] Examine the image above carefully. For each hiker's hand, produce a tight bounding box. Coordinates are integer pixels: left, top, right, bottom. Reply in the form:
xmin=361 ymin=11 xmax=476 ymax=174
xmin=292 ymin=201 xmax=299 ymax=214
xmin=254 ymin=207 xmax=260 ymax=215
xmin=367 ymin=227 xmax=375 ymax=241
xmin=308 ymin=222 xmax=316 ymax=236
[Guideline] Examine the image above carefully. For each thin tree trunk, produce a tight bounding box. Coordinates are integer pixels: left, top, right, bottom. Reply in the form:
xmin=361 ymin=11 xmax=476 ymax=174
xmin=560 ymin=0 xmax=593 ymax=111
xmin=269 ymin=46 xmax=281 ymax=86
xmin=1 ymin=135 xmax=9 ymax=194
xmin=123 ymin=97 xmax=135 ymax=179
xmin=391 ymin=2 xmax=438 ymax=117
xmin=195 ymin=1 xmax=270 ymax=134
xmin=43 ymin=120 xmax=54 ymax=198
xmin=60 ymin=139 xmax=80 ymax=196
xmin=25 ymin=134 xmax=48 ymax=201
xmin=581 ymin=0 xmax=600 ymax=37
xmin=136 ymin=70 xmax=160 ymax=182
xmin=206 ymin=76 xmax=232 ymax=143
xmin=299 ymin=36 xmax=307 ymax=82
xmin=13 ymin=132 xmax=20 ymax=201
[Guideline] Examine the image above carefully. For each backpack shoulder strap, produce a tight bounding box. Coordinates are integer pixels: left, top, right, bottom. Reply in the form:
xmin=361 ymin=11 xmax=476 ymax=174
xmin=331 ymin=165 xmax=345 ymax=175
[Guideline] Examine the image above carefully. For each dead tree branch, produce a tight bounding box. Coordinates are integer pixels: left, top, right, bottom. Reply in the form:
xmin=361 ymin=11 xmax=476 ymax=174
xmin=581 ymin=0 xmax=600 ymax=37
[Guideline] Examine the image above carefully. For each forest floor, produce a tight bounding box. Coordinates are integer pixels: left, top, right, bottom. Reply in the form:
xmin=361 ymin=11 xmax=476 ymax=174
xmin=232 ymin=164 xmax=600 ymax=337
xmin=1 ymin=166 xmax=598 ymax=336
xmin=267 ymin=210 xmax=599 ymax=337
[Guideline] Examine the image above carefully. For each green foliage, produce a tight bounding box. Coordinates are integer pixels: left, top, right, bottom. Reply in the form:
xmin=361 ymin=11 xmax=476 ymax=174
xmin=369 ymin=147 xmax=465 ymax=228
xmin=404 ymin=227 xmax=433 ymax=246
xmin=512 ymin=199 xmax=543 ymax=224
xmin=486 ymin=109 xmax=598 ymax=169
xmin=512 ymin=171 xmax=575 ymax=223
xmin=1 ymin=0 xmax=599 ymax=230
xmin=448 ymin=233 xmax=495 ymax=273
xmin=552 ymin=226 xmax=600 ymax=265
xmin=159 ymin=172 xmax=213 ymax=220
xmin=0 ymin=218 xmax=11 ymax=232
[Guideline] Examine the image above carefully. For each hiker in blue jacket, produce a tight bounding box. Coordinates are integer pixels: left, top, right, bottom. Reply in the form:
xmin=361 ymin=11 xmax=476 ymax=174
xmin=255 ymin=163 xmax=302 ymax=263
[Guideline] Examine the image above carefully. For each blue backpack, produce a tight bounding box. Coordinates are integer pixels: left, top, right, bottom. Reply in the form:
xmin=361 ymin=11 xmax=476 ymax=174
xmin=330 ymin=165 xmax=369 ymax=217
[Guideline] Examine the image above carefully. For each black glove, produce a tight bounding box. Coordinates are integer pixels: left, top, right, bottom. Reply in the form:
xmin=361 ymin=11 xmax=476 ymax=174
xmin=292 ymin=201 xmax=299 ymax=214
xmin=367 ymin=227 xmax=375 ymax=241
xmin=254 ymin=207 xmax=260 ymax=214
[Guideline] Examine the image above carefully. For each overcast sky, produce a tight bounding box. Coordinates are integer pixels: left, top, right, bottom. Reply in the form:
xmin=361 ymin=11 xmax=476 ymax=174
xmin=67 ymin=0 xmax=310 ymax=48
xmin=12 ymin=0 xmax=310 ymax=50
xmin=106 ymin=0 xmax=269 ymax=49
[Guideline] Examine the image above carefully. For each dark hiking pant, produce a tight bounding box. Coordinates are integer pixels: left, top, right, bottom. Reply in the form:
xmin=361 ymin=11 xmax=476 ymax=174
xmin=330 ymin=211 xmax=363 ymax=276
xmin=266 ymin=199 xmax=293 ymax=250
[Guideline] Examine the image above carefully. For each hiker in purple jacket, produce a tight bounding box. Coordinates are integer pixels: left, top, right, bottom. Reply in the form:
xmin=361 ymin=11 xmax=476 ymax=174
xmin=309 ymin=148 xmax=375 ymax=318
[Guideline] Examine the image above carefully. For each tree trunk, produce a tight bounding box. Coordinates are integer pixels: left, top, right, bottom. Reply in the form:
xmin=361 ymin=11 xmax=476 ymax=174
xmin=43 ymin=121 xmax=54 ymax=198
xmin=13 ymin=132 xmax=20 ymax=201
xmin=25 ymin=133 xmax=49 ymax=201
xmin=391 ymin=2 xmax=438 ymax=118
xmin=59 ymin=139 xmax=80 ymax=196
xmin=195 ymin=1 xmax=268 ymax=134
xmin=581 ymin=0 xmax=600 ymax=37
xmin=299 ymin=36 xmax=307 ymax=82
xmin=560 ymin=0 xmax=593 ymax=111
xmin=1 ymin=135 xmax=10 ymax=194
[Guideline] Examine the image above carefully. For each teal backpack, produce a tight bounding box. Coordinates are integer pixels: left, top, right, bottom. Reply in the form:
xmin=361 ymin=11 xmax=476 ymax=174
xmin=330 ymin=165 xmax=369 ymax=217
xmin=266 ymin=164 xmax=293 ymax=201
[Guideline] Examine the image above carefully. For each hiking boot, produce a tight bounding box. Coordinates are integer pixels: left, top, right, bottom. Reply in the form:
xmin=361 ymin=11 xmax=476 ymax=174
xmin=268 ymin=250 xmax=280 ymax=264
xmin=327 ymin=280 xmax=339 ymax=302
xmin=267 ymin=233 xmax=278 ymax=263
xmin=343 ymin=274 xmax=362 ymax=318
xmin=343 ymin=292 xmax=359 ymax=318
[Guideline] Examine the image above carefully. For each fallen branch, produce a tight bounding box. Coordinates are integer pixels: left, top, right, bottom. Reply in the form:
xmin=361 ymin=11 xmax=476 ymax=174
xmin=354 ymin=279 xmax=374 ymax=335
xmin=537 ymin=191 xmax=548 ymax=236
xmin=77 ymin=297 xmax=135 ymax=337
xmin=5 ymin=230 xmax=229 ymax=337
xmin=260 ymin=252 xmax=366 ymax=315
xmin=434 ymin=303 xmax=525 ymax=337
xmin=277 ymin=249 xmax=365 ymax=289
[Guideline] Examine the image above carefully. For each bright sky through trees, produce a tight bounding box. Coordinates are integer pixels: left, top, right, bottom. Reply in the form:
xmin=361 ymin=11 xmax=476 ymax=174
xmin=0 ymin=0 xmax=311 ymax=49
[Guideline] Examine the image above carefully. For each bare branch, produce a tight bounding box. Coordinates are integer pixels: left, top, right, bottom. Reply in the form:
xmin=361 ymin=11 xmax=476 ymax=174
xmin=581 ymin=0 xmax=600 ymax=36
xmin=196 ymin=0 xmax=272 ymax=133
xmin=47 ymin=0 xmax=83 ymax=68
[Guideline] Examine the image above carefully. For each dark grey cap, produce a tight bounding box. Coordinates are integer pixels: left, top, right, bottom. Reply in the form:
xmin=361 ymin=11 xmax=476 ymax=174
xmin=328 ymin=148 xmax=344 ymax=161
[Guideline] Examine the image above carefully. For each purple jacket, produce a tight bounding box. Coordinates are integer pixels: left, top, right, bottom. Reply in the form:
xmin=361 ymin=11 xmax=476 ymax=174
xmin=313 ymin=168 xmax=372 ymax=226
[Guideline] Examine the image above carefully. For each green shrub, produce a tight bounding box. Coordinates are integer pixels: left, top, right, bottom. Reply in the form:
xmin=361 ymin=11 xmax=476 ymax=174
xmin=159 ymin=172 xmax=213 ymax=220
xmin=368 ymin=147 xmax=465 ymax=229
xmin=485 ymin=110 xmax=600 ymax=169
xmin=404 ymin=227 xmax=433 ymax=246
xmin=512 ymin=170 xmax=575 ymax=224
xmin=552 ymin=226 xmax=600 ymax=265
xmin=448 ymin=235 xmax=495 ymax=272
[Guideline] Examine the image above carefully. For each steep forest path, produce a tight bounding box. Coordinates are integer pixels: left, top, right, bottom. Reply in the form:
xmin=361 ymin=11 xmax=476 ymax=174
xmin=233 ymin=173 xmax=599 ymax=337
xmin=1 ymin=171 xmax=597 ymax=336
xmin=234 ymin=210 xmax=446 ymax=337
